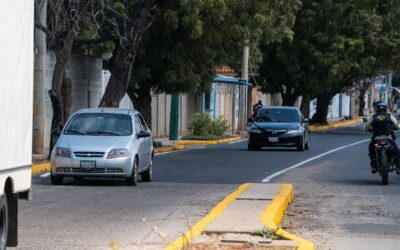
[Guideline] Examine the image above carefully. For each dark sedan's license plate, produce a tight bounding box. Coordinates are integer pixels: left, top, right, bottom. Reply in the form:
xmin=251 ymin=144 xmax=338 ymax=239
xmin=268 ymin=137 xmax=279 ymax=143
xmin=80 ymin=161 xmax=96 ymax=170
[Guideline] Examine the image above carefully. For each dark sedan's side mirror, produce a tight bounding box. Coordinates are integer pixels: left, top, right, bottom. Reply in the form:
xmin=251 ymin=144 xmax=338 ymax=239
xmin=137 ymin=130 xmax=151 ymax=139
xmin=51 ymin=127 xmax=61 ymax=136
xmin=362 ymin=118 xmax=368 ymax=123
xmin=302 ymin=119 xmax=310 ymax=124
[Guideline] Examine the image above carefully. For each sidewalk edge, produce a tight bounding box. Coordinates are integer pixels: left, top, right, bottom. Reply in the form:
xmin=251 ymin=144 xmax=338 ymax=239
xmin=260 ymin=184 xmax=315 ymax=250
xmin=164 ymin=183 xmax=251 ymax=250
xmin=176 ymin=136 xmax=241 ymax=146
xmin=32 ymin=163 xmax=51 ymax=175
xmin=309 ymin=119 xmax=361 ymax=132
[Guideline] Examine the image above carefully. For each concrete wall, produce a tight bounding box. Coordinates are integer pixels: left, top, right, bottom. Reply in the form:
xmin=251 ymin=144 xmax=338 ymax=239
xmin=309 ymin=93 xmax=351 ymax=120
xmin=32 ymin=51 xmax=103 ymax=155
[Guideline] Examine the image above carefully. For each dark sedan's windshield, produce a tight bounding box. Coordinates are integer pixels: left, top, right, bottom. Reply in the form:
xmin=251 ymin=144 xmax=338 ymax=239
xmin=64 ymin=113 xmax=133 ymax=136
xmin=256 ymin=109 xmax=300 ymax=123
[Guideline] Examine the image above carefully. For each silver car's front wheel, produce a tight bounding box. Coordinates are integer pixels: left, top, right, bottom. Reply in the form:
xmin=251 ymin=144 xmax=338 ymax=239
xmin=126 ymin=158 xmax=138 ymax=186
xmin=142 ymin=156 xmax=153 ymax=182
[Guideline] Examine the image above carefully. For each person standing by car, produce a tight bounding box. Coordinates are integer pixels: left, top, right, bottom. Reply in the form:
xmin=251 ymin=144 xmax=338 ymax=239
xmin=363 ymin=102 xmax=400 ymax=174
xmin=252 ymin=100 xmax=263 ymax=119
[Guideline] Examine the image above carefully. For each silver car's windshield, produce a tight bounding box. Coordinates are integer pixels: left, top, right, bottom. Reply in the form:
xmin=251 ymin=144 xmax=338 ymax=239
xmin=64 ymin=113 xmax=133 ymax=136
xmin=256 ymin=109 xmax=300 ymax=123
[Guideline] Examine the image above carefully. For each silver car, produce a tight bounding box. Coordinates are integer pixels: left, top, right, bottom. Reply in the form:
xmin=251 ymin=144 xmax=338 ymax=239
xmin=50 ymin=108 xmax=153 ymax=186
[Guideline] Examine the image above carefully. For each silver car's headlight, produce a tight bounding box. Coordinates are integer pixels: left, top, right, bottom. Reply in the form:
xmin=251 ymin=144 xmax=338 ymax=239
xmin=248 ymin=128 xmax=262 ymax=134
xmin=107 ymin=149 xmax=129 ymax=159
xmin=55 ymin=147 xmax=71 ymax=158
xmin=286 ymin=129 xmax=302 ymax=135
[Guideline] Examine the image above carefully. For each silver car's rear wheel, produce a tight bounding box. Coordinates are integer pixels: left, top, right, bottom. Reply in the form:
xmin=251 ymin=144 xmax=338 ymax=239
xmin=126 ymin=158 xmax=138 ymax=186
xmin=0 ymin=195 xmax=8 ymax=250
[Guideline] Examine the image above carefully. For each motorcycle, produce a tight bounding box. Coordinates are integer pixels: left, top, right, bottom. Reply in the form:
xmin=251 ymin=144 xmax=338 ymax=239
xmin=373 ymin=135 xmax=397 ymax=185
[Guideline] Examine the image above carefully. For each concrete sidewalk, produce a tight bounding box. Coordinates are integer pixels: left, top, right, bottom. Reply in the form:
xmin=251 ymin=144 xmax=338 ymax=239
xmin=166 ymin=183 xmax=314 ymax=250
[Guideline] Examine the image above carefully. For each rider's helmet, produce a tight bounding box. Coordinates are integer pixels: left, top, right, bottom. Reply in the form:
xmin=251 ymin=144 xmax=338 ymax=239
xmin=375 ymin=101 xmax=387 ymax=113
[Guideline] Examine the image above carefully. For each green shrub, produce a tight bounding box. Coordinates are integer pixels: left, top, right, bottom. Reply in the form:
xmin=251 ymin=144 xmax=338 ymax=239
xmin=188 ymin=112 xmax=229 ymax=136
xmin=188 ymin=112 xmax=212 ymax=136
xmin=209 ymin=117 xmax=229 ymax=136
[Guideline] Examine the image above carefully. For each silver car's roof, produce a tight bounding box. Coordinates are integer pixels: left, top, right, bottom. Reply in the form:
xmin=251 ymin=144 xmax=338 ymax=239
xmin=75 ymin=108 xmax=135 ymax=115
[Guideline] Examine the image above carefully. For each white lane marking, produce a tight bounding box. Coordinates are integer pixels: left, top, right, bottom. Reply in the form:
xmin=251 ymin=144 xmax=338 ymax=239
xmin=262 ymin=139 xmax=370 ymax=182
xmin=228 ymin=139 xmax=247 ymax=144
xmin=155 ymin=146 xmax=206 ymax=156
xmin=40 ymin=173 xmax=50 ymax=178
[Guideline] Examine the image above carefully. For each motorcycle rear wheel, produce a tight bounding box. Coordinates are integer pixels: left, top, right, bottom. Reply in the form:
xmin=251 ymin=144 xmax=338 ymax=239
xmin=379 ymin=149 xmax=389 ymax=185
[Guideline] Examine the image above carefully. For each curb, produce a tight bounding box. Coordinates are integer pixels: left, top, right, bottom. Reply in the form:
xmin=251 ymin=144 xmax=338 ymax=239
xmin=154 ymin=145 xmax=185 ymax=154
xmin=309 ymin=119 xmax=361 ymax=132
xmin=260 ymin=184 xmax=315 ymax=250
xmin=32 ymin=163 xmax=51 ymax=175
xmin=164 ymin=183 xmax=251 ymax=250
xmin=176 ymin=136 xmax=242 ymax=146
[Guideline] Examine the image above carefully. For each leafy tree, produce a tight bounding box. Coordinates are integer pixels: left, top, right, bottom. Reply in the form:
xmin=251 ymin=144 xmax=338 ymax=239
xmin=126 ymin=0 xmax=301 ymax=127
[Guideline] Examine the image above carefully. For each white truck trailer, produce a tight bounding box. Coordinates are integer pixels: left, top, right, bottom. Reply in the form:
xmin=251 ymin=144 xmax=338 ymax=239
xmin=0 ymin=0 xmax=34 ymax=248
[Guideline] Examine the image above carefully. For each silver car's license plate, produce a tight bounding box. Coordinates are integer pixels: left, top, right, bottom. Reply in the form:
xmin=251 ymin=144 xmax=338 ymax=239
xmin=268 ymin=137 xmax=279 ymax=142
xmin=80 ymin=161 xmax=96 ymax=169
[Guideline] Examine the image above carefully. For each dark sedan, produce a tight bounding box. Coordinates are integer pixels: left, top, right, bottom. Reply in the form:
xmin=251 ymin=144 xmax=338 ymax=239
xmin=247 ymin=106 xmax=310 ymax=151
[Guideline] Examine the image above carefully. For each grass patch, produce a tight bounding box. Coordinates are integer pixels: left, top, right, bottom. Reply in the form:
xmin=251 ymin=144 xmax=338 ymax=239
xmin=252 ymin=227 xmax=278 ymax=240
xmin=180 ymin=135 xmax=234 ymax=141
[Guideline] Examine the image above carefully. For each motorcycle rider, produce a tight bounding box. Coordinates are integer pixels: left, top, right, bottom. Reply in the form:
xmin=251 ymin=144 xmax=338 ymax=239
xmin=364 ymin=101 xmax=400 ymax=174
xmin=252 ymin=100 xmax=263 ymax=119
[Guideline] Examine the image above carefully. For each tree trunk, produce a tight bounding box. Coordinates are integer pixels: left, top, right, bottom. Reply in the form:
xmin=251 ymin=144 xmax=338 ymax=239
xmin=300 ymin=95 xmax=311 ymax=119
xmin=311 ymin=94 xmax=334 ymax=125
xmin=127 ymin=85 xmax=152 ymax=130
xmin=358 ymin=88 xmax=367 ymax=117
xmin=99 ymin=0 xmax=155 ymax=107
xmin=281 ymin=92 xmax=299 ymax=106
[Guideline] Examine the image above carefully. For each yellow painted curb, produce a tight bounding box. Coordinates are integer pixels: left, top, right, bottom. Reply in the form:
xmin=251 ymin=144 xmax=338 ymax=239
xmin=176 ymin=136 xmax=241 ymax=146
xmin=260 ymin=184 xmax=315 ymax=250
xmin=32 ymin=163 xmax=51 ymax=175
xmin=154 ymin=145 xmax=185 ymax=154
xmin=309 ymin=119 xmax=361 ymax=132
xmin=164 ymin=183 xmax=251 ymax=250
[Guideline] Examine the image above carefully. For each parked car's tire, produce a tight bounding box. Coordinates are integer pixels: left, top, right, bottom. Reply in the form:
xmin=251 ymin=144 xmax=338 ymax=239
xmin=142 ymin=156 xmax=153 ymax=182
xmin=51 ymin=172 xmax=64 ymax=185
xmin=0 ymin=194 xmax=8 ymax=250
xmin=297 ymin=137 xmax=305 ymax=151
xmin=126 ymin=158 xmax=138 ymax=186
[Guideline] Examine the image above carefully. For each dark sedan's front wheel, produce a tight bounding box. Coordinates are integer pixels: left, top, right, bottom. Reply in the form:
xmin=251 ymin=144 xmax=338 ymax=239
xmin=297 ymin=136 xmax=305 ymax=151
xmin=248 ymin=144 xmax=261 ymax=151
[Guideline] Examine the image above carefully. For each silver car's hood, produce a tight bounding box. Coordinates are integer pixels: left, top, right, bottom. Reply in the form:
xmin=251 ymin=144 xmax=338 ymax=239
xmin=57 ymin=135 xmax=132 ymax=152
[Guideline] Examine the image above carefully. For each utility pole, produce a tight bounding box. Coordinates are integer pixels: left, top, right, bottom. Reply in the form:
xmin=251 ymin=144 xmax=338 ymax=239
xmin=33 ymin=0 xmax=47 ymax=154
xmin=239 ymin=40 xmax=249 ymax=131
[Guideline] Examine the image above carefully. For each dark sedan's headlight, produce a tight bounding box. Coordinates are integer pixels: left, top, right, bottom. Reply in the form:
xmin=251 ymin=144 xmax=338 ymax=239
xmin=248 ymin=128 xmax=262 ymax=134
xmin=286 ymin=129 xmax=302 ymax=135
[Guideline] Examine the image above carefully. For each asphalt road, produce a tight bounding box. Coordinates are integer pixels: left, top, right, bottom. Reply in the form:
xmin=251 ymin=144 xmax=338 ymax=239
xmin=14 ymin=124 xmax=398 ymax=249
xmin=278 ymin=125 xmax=400 ymax=250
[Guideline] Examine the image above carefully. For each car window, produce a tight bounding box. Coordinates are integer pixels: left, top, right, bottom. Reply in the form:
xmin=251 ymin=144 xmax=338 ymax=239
xmin=256 ymin=109 xmax=300 ymax=123
xmin=64 ymin=113 xmax=133 ymax=136
xmin=134 ymin=115 xmax=143 ymax=134
xmin=137 ymin=114 xmax=148 ymax=131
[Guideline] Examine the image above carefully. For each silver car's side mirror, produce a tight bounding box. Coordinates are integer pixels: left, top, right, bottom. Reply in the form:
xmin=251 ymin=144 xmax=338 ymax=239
xmin=137 ymin=130 xmax=151 ymax=139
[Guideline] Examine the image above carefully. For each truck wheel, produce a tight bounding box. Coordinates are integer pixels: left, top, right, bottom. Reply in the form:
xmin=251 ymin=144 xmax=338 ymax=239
xmin=126 ymin=158 xmax=138 ymax=186
xmin=0 ymin=195 xmax=8 ymax=250
xmin=50 ymin=172 xmax=63 ymax=185
xmin=142 ymin=157 xmax=153 ymax=182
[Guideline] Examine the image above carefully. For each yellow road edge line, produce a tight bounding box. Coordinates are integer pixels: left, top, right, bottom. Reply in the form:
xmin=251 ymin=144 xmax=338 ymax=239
xmin=32 ymin=163 xmax=51 ymax=175
xmin=309 ymin=119 xmax=361 ymax=132
xmin=164 ymin=183 xmax=251 ymax=250
xmin=154 ymin=145 xmax=185 ymax=153
xmin=260 ymin=184 xmax=315 ymax=250
xmin=176 ymin=136 xmax=241 ymax=146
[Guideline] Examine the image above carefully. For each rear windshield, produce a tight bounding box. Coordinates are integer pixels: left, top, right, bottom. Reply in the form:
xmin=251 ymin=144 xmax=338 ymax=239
xmin=64 ymin=113 xmax=133 ymax=136
xmin=256 ymin=109 xmax=300 ymax=123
